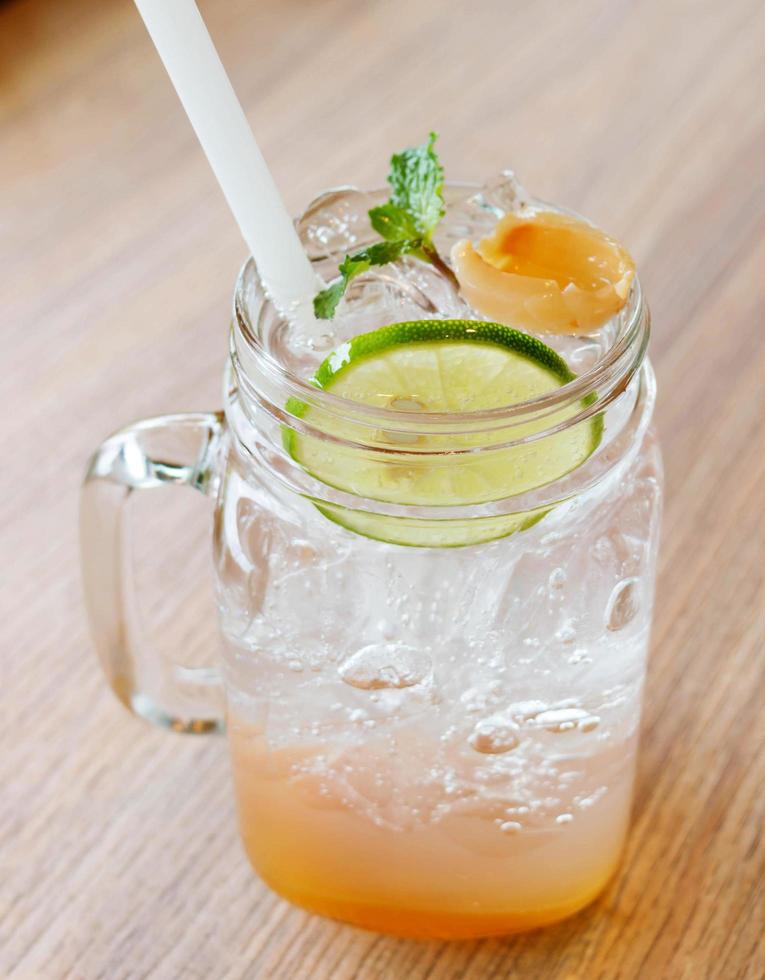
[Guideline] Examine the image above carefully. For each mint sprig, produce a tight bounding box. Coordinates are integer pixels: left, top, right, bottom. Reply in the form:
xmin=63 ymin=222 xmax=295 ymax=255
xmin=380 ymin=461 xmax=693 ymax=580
xmin=313 ymin=133 xmax=455 ymax=319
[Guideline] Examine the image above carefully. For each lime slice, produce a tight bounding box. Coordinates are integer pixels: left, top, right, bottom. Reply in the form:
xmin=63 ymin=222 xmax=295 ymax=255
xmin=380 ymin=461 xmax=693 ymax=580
xmin=287 ymin=320 xmax=601 ymax=547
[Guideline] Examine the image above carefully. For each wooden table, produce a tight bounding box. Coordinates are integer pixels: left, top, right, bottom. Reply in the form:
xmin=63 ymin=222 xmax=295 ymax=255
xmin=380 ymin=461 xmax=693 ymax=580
xmin=2 ymin=0 xmax=764 ymax=976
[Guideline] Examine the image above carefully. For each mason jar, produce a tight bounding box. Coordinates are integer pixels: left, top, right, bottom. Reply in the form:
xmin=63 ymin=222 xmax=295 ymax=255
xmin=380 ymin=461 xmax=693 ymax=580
xmin=81 ymin=183 xmax=663 ymax=939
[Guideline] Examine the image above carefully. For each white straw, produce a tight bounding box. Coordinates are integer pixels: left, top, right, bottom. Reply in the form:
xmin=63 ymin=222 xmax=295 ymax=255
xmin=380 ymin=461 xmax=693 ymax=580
xmin=134 ymin=0 xmax=321 ymax=328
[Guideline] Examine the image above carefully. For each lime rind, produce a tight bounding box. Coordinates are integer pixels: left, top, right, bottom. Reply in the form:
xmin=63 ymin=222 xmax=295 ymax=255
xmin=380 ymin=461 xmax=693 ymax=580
xmin=313 ymin=319 xmax=575 ymax=389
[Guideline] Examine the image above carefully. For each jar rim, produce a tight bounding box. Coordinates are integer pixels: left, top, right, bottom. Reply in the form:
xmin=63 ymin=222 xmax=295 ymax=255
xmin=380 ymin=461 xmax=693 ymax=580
xmin=231 ymin=182 xmax=649 ymax=439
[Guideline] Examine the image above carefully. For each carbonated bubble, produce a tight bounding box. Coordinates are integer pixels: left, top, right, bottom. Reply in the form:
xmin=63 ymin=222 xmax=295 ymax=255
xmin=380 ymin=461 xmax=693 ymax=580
xmin=508 ymin=700 xmax=548 ymax=722
xmin=338 ymin=643 xmax=431 ymax=690
xmin=499 ymin=820 xmax=522 ymax=834
xmin=535 ymin=707 xmax=599 ymax=733
xmin=469 ymin=715 xmax=520 ymax=754
xmin=606 ymin=578 xmax=640 ymax=631
xmin=578 ymin=715 xmax=600 ymax=733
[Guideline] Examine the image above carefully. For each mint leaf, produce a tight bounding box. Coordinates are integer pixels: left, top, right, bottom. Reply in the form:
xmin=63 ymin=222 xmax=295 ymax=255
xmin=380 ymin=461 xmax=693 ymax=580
xmin=313 ymin=133 xmax=450 ymax=319
xmin=369 ymin=202 xmax=419 ymax=241
xmin=340 ymin=239 xmax=414 ymax=276
xmin=386 ymin=132 xmax=444 ymax=241
xmin=313 ymin=280 xmax=347 ymax=320
xmin=313 ymin=239 xmax=420 ymax=319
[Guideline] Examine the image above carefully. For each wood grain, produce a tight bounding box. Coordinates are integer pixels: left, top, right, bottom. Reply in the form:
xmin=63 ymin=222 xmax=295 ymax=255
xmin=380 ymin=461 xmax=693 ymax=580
xmin=1 ymin=0 xmax=764 ymax=977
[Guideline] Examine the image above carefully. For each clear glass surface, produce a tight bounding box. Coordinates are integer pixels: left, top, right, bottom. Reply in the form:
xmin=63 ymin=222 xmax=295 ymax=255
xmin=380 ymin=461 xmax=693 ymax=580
xmin=217 ymin=182 xmax=663 ymax=937
xmin=82 ymin=178 xmax=663 ymax=939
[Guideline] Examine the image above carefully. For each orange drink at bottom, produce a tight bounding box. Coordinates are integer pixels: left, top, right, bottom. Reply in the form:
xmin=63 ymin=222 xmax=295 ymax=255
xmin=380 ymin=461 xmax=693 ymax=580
xmin=229 ymin=718 xmax=635 ymax=939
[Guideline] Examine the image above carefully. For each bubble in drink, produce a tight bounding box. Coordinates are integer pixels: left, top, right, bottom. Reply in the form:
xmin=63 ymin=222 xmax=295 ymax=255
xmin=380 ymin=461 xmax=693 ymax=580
xmin=606 ymin=578 xmax=641 ymax=631
xmin=338 ymin=643 xmax=431 ymax=690
xmin=534 ymin=707 xmax=600 ymax=733
xmin=469 ymin=715 xmax=521 ymax=754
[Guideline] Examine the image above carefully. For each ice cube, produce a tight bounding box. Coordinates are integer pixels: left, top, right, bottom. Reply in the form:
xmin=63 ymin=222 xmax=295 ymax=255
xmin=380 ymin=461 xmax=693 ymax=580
xmin=295 ymin=187 xmax=378 ymax=262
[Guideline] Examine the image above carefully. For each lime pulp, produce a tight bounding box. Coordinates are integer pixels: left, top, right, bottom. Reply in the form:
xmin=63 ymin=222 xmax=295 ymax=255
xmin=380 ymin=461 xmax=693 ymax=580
xmin=286 ymin=320 xmax=601 ymax=547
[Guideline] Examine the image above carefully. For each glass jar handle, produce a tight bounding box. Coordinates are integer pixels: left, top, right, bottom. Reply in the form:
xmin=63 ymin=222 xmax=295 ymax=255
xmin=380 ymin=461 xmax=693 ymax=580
xmin=80 ymin=412 xmax=226 ymax=734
